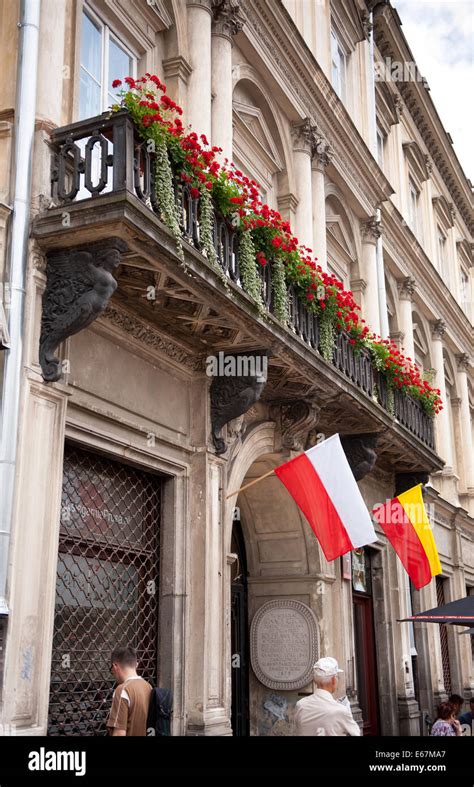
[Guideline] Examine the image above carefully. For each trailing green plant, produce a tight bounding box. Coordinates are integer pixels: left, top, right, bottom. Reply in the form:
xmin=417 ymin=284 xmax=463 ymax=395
xmin=238 ymin=229 xmax=264 ymax=314
xmin=197 ymin=182 xmax=229 ymax=287
xmin=319 ymin=312 xmax=336 ymax=362
xmin=154 ymin=136 xmax=184 ymax=263
xmin=271 ymin=257 xmax=288 ymax=325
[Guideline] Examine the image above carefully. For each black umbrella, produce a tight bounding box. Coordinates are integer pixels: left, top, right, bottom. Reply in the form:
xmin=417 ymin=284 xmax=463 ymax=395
xmin=398 ymin=595 xmax=474 ymax=627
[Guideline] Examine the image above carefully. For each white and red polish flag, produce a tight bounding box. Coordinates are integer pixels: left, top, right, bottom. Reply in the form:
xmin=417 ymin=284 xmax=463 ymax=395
xmin=274 ymin=433 xmax=377 ymax=561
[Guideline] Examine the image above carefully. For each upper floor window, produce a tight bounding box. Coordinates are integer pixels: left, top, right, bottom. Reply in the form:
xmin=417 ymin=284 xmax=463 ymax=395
xmin=437 ymin=227 xmax=448 ymax=277
xmin=376 ymin=128 xmax=385 ymax=170
xmin=408 ymin=178 xmax=420 ymax=236
xmin=460 ymin=267 xmax=469 ymax=311
xmin=79 ymin=7 xmax=137 ymax=120
xmin=331 ymin=31 xmax=346 ymax=102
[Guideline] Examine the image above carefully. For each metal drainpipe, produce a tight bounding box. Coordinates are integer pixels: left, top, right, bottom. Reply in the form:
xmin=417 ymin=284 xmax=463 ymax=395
xmin=0 ymin=0 xmax=41 ymax=616
xmin=368 ymin=7 xmax=390 ymax=339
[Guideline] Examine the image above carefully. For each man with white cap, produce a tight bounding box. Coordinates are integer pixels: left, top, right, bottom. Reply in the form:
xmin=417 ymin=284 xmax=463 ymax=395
xmin=295 ymin=656 xmax=361 ymax=736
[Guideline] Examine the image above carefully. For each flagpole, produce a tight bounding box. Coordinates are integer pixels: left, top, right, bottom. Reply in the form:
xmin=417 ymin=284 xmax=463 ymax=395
xmin=226 ymin=469 xmax=275 ymax=499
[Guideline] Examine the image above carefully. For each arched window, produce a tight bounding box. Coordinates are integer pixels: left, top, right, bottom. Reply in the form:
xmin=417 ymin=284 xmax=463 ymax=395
xmin=325 ymin=194 xmax=357 ymax=290
xmin=232 ymin=79 xmax=284 ymax=210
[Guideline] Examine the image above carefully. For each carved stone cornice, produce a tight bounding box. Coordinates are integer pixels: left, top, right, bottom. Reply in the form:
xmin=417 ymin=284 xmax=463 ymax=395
xmin=397 ymin=276 xmax=416 ymax=301
xmin=210 ymin=350 xmax=269 ymax=454
xmin=340 ymin=433 xmax=380 ymax=481
xmin=455 ymin=352 xmax=470 ymax=372
xmin=430 ymin=319 xmax=446 ymax=339
xmin=290 ymin=117 xmax=314 ymax=154
xmin=39 ymin=238 xmax=127 ymax=382
xmin=211 ymin=0 xmax=245 ymax=38
xmin=101 ymin=305 xmax=203 ymax=371
xmin=360 ymin=217 xmax=382 ymax=243
xmin=270 ymin=399 xmax=320 ymax=452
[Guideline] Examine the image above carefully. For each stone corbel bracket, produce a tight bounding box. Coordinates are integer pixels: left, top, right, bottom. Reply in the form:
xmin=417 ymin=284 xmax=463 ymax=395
xmin=395 ymin=471 xmax=430 ymax=497
xmin=39 ymin=238 xmax=127 ymax=382
xmin=210 ymin=350 xmax=269 ymax=454
xmin=340 ymin=432 xmax=381 ymax=481
xmin=270 ymin=399 xmax=321 ymax=453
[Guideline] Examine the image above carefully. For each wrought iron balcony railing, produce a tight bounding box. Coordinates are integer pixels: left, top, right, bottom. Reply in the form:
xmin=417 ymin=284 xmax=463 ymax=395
xmin=47 ymin=110 xmax=435 ymax=451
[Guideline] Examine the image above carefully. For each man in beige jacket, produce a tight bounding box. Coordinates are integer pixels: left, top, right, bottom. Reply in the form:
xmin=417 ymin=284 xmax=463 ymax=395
xmin=295 ymin=656 xmax=361 ymax=736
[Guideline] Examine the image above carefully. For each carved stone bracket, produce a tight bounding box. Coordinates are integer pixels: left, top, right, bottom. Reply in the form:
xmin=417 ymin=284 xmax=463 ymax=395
xmin=431 ymin=319 xmax=446 ymax=339
xmin=455 ymin=352 xmax=470 ymax=371
xmin=270 ymin=399 xmax=321 ymax=452
xmin=210 ymin=350 xmax=269 ymax=454
xmin=340 ymin=432 xmax=380 ymax=481
xmin=360 ymin=217 xmax=382 ymax=243
xmin=395 ymin=471 xmax=430 ymax=497
xmin=211 ymin=0 xmax=245 ymax=37
xmin=311 ymin=132 xmax=333 ymax=171
xmin=397 ymin=276 xmax=416 ymax=301
xmin=39 ymin=238 xmax=127 ymax=382
xmin=290 ymin=117 xmax=314 ymax=154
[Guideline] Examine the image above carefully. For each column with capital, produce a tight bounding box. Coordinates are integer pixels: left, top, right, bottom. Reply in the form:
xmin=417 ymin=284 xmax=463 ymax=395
xmin=360 ymin=218 xmax=381 ymax=336
xmin=430 ymin=320 xmax=454 ymax=469
xmin=311 ymin=134 xmax=332 ymax=272
xmin=186 ymin=0 xmax=213 ymax=142
xmin=455 ymin=353 xmax=474 ymax=506
xmin=211 ymin=0 xmax=245 ymax=164
xmin=290 ymin=118 xmax=314 ymax=253
xmin=397 ymin=277 xmax=416 ymax=361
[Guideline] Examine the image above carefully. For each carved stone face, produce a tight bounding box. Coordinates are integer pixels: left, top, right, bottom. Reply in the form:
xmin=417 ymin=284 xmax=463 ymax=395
xmin=98 ymin=248 xmax=121 ymax=272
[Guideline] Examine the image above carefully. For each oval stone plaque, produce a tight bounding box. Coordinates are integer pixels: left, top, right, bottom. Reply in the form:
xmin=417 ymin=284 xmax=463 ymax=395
xmin=250 ymin=599 xmax=319 ymax=690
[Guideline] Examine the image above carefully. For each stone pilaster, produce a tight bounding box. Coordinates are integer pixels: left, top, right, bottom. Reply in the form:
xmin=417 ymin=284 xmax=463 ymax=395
xmin=290 ymin=118 xmax=314 ymax=252
xmin=397 ymin=276 xmax=416 ymax=361
xmin=311 ymin=132 xmax=332 ymax=272
xmin=211 ymin=0 xmax=245 ymax=163
xmin=360 ymin=217 xmax=382 ymax=336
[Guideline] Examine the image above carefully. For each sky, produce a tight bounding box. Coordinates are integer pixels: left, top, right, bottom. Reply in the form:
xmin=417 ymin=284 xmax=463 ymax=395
xmin=392 ymin=0 xmax=473 ymax=181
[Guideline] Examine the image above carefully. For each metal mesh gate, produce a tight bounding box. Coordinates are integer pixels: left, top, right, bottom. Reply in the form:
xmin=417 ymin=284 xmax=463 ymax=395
xmin=47 ymin=444 xmax=161 ymax=736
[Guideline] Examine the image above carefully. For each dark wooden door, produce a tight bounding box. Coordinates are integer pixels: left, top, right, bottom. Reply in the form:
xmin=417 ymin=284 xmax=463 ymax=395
xmin=353 ymin=594 xmax=380 ymax=736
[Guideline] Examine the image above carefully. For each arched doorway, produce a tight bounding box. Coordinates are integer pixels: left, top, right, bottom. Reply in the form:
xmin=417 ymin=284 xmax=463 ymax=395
xmin=227 ymin=434 xmax=329 ymax=736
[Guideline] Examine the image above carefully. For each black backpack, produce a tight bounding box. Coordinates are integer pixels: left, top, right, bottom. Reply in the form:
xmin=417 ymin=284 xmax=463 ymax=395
xmin=147 ymin=687 xmax=173 ymax=736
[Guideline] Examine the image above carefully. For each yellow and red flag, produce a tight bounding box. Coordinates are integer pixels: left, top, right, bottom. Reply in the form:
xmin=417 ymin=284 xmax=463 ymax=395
xmin=372 ymin=484 xmax=441 ymax=589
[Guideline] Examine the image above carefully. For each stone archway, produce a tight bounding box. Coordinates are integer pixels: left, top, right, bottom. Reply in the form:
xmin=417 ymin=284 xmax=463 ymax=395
xmin=225 ymin=423 xmax=338 ymax=736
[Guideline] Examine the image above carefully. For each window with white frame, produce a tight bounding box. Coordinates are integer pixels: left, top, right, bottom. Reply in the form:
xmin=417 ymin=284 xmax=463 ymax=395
xmin=376 ymin=128 xmax=385 ymax=170
xmin=408 ymin=178 xmax=420 ymax=235
xmin=331 ymin=31 xmax=346 ymax=102
xmin=437 ymin=227 xmax=448 ymax=278
xmin=460 ymin=267 xmax=469 ymax=311
xmin=79 ymin=7 xmax=137 ymax=120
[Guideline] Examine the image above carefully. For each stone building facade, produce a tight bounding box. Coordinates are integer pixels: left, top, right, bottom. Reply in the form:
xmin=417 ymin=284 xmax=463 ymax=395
xmin=0 ymin=0 xmax=472 ymax=737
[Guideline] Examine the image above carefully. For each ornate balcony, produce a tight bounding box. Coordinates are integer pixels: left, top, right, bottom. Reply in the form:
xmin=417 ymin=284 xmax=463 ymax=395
xmin=33 ymin=110 xmax=439 ymax=468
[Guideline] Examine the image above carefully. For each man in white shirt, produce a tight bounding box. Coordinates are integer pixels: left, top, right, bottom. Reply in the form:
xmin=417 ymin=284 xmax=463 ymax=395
xmin=295 ymin=656 xmax=361 ymax=736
